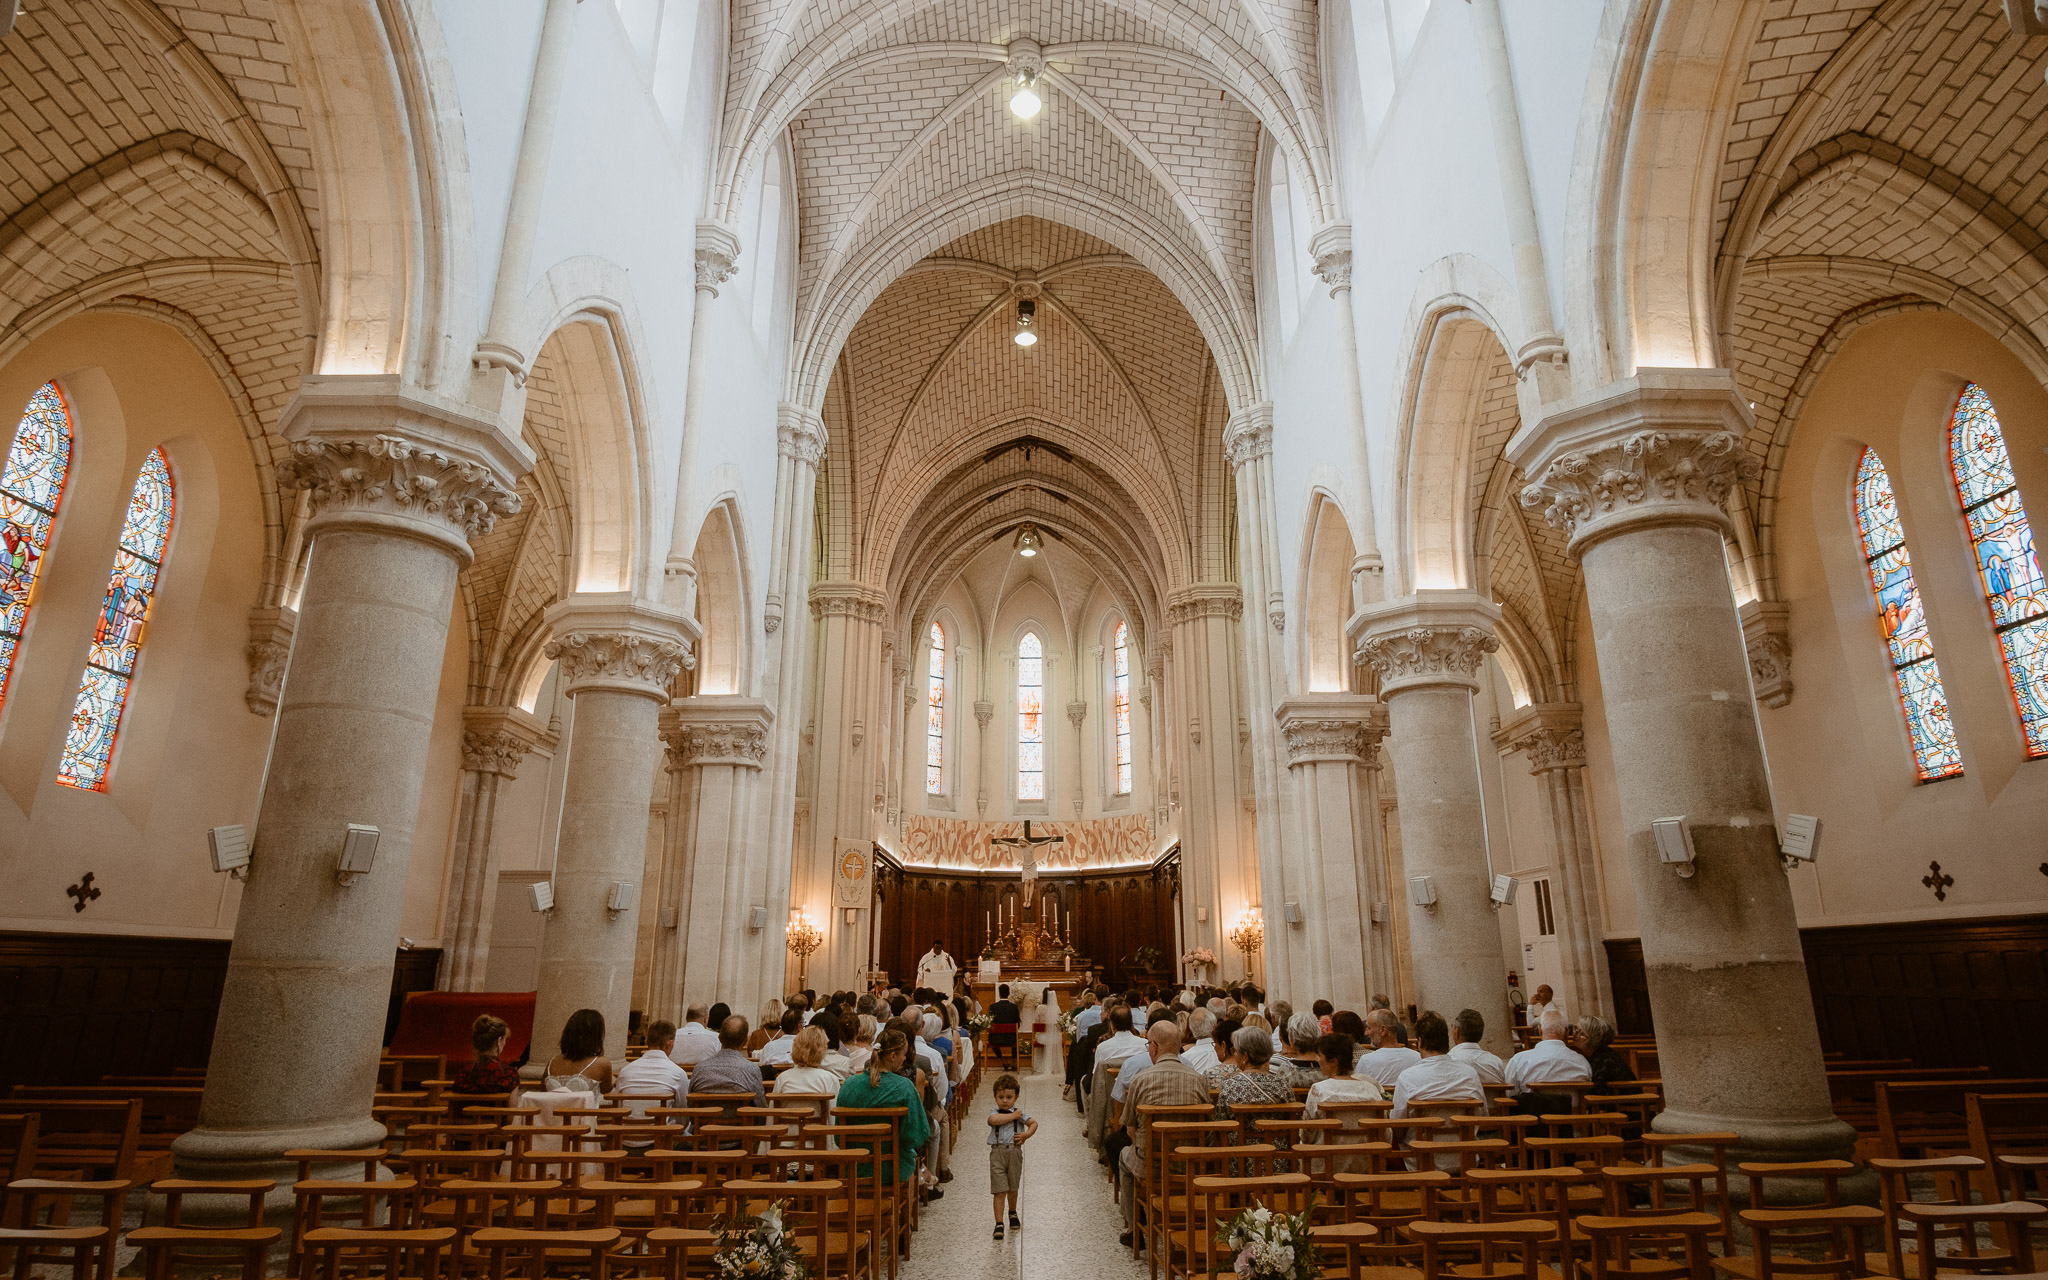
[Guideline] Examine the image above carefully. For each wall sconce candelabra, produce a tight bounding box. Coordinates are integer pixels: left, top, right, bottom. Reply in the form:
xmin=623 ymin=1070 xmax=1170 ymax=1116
xmin=786 ymin=908 xmax=824 ymax=987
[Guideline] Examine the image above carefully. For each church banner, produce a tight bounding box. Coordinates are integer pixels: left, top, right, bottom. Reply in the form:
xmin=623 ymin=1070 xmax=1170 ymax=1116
xmin=833 ymin=837 xmax=874 ymax=908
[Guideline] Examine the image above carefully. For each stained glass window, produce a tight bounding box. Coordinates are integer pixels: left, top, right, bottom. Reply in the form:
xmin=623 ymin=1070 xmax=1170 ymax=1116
xmin=1017 ymin=631 xmax=1043 ymax=801
xmin=1946 ymin=383 xmax=2048 ymax=757
xmin=58 ymin=449 xmax=174 ymax=791
xmin=1854 ymin=446 xmax=1961 ymax=780
xmin=0 ymin=383 xmax=73 ymax=715
xmin=1112 ymin=621 xmax=1132 ymax=795
xmin=925 ymin=622 xmax=945 ymax=794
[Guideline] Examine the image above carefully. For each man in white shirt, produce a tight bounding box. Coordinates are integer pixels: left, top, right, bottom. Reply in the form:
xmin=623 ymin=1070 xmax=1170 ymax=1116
xmin=670 ymin=1005 xmax=721 ymax=1067
xmin=1504 ymin=1010 xmax=1591 ymax=1096
xmin=1390 ymin=1012 xmax=1487 ymax=1169
xmin=1524 ymin=985 xmax=1567 ymax=1031
xmin=1093 ymin=1006 xmax=1145 ymax=1069
xmin=615 ymin=1020 xmax=690 ymax=1109
xmin=1356 ymin=1009 xmax=1421 ymax=1089
xmin=915 ymin=940 xmax=957 ymax=995
xmin=757 ymin=1010 xmax=802 ymax=1065
xmin=1447 ymin=1008 xmax=1507 ymax=1085
xmin=1180 ymin=1008 xmax=1221 ymax=1075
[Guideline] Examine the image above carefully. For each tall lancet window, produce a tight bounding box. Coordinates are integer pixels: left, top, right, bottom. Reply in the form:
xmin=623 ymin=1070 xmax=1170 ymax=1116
xmin=1854 ymin=446 xmax=1961 ymax=780
xmin=1017 ymin=631 xmax=1044 ymax=800
xmin=59 ymin=448 xmax=174 ymax=791
xmin=926 ymin=622 xmax=946 ymax=794
xmin=1946 ymin=383 xmax=2048 ymax=756
xmin=0 ymin=383 xmax=73 ymax=714
xmin=1112 ymin=621 xmax=1132 ymax=795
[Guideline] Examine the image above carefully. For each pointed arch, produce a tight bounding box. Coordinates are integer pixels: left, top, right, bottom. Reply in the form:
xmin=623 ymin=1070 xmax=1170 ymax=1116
xmin=1017 ymin=628 xmax=1045 ymax=802
xmin=59 ymin=447 xmax=175 ymax=790
xmin=1111 ymin=617 xmax=1132 ymax=796
xmin=1300 ymin=491 xmax=1358 ymax=693
xmin=691 ymin=498 xmax=753 ymax=696
xmin=925 ymin=619 xmax=947 ymax=795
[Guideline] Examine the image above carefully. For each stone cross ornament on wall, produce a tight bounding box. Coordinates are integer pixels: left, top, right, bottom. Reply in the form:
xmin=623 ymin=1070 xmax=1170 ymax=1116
xmin=67 ymin=872 xmax=101 ymax=912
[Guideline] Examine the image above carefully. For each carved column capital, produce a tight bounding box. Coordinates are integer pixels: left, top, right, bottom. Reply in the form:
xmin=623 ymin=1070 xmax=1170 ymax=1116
xmin=973 ymin=701 xmax=994 ymax=730
xmin=277 ymin=375 xmax=530 ymax=556
xmin=1166 ymin=584 xmax=1244 ymax=627
xmin=661 ymin=696 xmax=774 ymax=770
xmin=808 ymin=581 xmax=888 ymax=624
xmin=695 ymin=219 xmax=741 ymax=294
xmin=461 ymin=705 xmax=552 ymax=778
xmin=244 ymin=606 xmax=296 ymax=716
xmin=1351 ymin=591 xmax=1500 ymax=696
xmin=1508 ymin=369 xmax=1758 ymax=556
xmin=544 ymin=594 xmax=697 ymax=700
xmin=1308 ymin=221 xmax=1352 ymax=296
xmin=1495 ymin=702 xmax=1587 ymax=774
xmin=1067 ymin=701 xmax=1088 ymax=729
xmin=1740 ymin=599 xmax=1794 ymax=708
xmin=1276 ymin=693 xmax=1388 ymax=766
xmin=777 ymin=402 xmax=827 ymax=467
xmin=1223 ymin=402 xmax=1274 ymax=471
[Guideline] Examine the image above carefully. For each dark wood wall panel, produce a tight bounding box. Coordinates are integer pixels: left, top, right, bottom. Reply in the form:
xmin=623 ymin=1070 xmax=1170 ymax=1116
xmin=0 ymin=932 xmax=229 ymax=1089
xmin=875 ymin=850 xmax=1180 ymax=990
xmin=1604 ymin=913 xmax=2048 ymax=1076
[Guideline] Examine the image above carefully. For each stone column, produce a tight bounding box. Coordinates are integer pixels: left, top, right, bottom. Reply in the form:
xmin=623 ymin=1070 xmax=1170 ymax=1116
xmin=176 ymin=378 xmax=528 ymax=1178
xmin=1353 ymin=592 xmax=1515 ymax=1058
xmin=803 ymin=581 xmax=888 ymax=991
xmin=528 ymin=596 xmax=693 ymax=1068
xmin=1276 ymin=694 xmax=1390 ymax=1010
xmin=1167 ymin=586 xmax=1253 ymax=979
xmin=440 ymin=706 xmax=551 ymax=991
xmin=1497 ymin=703 xmax=1610 ymax=1017
xmin=1510 ymin=369 xmax=1854 ymax=1170
xmin=651 ymin=696 xmax=772 ymax=1017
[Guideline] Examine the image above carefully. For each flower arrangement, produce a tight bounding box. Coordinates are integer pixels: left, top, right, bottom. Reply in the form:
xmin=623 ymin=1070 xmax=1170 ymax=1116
xmin=966 ymin=1013 xmax=994 ymax=1035
xmin=712 ymin=1201 xmax=810 ymax=1280
xmin=1058 ymin=1007 xmax=1081 ymax=1037
xmin=1218 ymin=1200 xmax=1318 ymax=1280
xmin=1181 ymin=946 xmax=1217 ymax=969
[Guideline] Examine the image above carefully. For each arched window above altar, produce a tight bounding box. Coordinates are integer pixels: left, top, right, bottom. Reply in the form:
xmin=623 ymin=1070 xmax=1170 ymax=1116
xmin=1018 ymin=630 xmax=1043 ymax=800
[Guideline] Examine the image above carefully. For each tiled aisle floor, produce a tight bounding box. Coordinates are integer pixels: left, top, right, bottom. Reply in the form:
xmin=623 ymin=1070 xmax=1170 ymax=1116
xmin=901 ymin=1069 xmax=1149 ymax=1280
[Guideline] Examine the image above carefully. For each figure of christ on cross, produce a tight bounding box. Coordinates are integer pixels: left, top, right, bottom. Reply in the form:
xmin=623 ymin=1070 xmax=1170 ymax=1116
xmin=990 ymin=820 xmax=1064 ymax=900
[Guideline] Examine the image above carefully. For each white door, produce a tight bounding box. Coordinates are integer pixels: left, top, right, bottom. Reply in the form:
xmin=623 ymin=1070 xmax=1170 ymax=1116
xmin=483 ymin=873 xmax=548 ymax=992
xmin=1519 ymin=877 xmax=1566 ymax=1010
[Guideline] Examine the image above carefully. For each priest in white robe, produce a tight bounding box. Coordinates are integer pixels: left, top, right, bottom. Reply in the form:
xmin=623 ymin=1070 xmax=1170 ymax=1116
xmin=915 ymin=938 xmax=957 ymax=994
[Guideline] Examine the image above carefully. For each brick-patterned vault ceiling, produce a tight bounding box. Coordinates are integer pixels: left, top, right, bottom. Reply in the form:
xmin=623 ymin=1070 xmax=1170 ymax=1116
xmin=822 ymin=215 xmax=1230 ymax=638
xmin=736 ymin=0 xmax=1330 ymax=413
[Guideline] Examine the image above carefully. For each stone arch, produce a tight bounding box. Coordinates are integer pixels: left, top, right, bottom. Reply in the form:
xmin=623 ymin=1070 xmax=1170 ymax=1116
xmin=1564 ymin=0 xmax=1767 ymax=379
xmin=691 ymin=498 xmax=753 ymax=697
xmin=1298 ymin=491 xmax=1358 ymax=694
xmin=527 ymin=316 xmax=650 ymax=598
xmin=1395 ymin=311 xmax=1516 ymax=596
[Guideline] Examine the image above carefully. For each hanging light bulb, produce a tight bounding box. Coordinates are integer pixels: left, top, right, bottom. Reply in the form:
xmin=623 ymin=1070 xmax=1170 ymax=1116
xmin=1017 ymin=525 xmax=1041 ymax=557
xmin=1010 ymin=69 xmax=1042 ymax=119
xmin=1013 ymin=298 xmax=1037 ymax=347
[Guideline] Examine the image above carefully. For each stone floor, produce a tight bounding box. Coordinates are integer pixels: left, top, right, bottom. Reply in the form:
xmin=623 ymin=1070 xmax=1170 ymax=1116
xmin=902 ymin=1068 xmax=1148 ymax=1280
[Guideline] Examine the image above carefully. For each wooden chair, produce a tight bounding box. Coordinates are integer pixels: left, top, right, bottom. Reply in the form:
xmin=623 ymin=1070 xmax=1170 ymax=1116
xmin=1966 ymin=1094 xmax=2048 ymax=1204
xmin=1310 ymin=1219 xmax=1387 ymax=1280
xmin=289 ymin=1176 xmax=419 ymax=1275
xmin=6 ymin=1102 xmax=144 ymax=1188
xmin=1152 ymin=1123 xmax=1240 ymax=1279
xmin=469 ymin=1225 xmax=619 ymax=1280
xmin=717 ymin=1180 xmax=834 ymax=1274
xmin=1401 ymin=1219 xmax=1555 ymax=1280
xmin=0 ymin=1116 xmax=37 ymax=1229
xmin=1577 ymin=1213 xmax=1721 ymax=1280
xmin=0 ymin=1179 xmax=127 ymax=1280
xmin=818 ymin=1115 xmax=907 ymax=1280
xmin=301 ymin=1225 xmax=458 ymax=1280
xmin=1869 ymin=1156 xmax=1996 ymax=1279
xmin=1875 ymin=1080 xmax=2048 ymax=1162
xmin=1893 ymin=1203 xmax=2046 ymax=1280
xmin=1328 ymin=1171 xmax=1453 ymax=1279
xmin=1718 ymin=1206 xmax=1883 ymax=1280
xmin=1596 ymin=1163 xmax=1730 ymax=1242
xmin=1464 ymin=1168 xmax=1586 ymax=1269
xmin=1226 ymin=1101 xmax=1306 ymax=1142
xmin=126 ymin=1179 xmax=279 ymax=1280
xmin=1186 ymin=1173 xmax=1312 ymax=1279
xmin=283 ymin=1147 xmax=388 ymax=1184
xmin=1133 ymin=1106 xmax=1222 ymax=1270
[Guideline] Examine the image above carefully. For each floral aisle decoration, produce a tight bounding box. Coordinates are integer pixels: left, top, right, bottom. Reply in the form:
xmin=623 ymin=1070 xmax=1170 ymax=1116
xmin=1181 ymin=945 xmax=1218 ymax=980
xmin=1058 ymin=1006 xmax=1081 ymax=1038
xmin=966 ymin=1013 xmax=994 ymax=1037
xmin=1218 ymin=1200 xmax=1319 ymax=1280
xmin=713 ymin=1201 xmax=810 ymax=1280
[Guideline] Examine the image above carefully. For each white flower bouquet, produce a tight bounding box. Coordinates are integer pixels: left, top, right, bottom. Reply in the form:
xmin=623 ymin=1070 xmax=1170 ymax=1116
xmin=713 ymin=1201 xmax=810 ymax=1280
xmin=1218 ymin=1199 xmax=1318 ymax=1280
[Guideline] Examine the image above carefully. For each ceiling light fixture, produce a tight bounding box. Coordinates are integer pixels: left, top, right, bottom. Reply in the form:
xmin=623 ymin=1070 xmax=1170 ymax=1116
xmin=1010 ymin=70 xmax=1041 ymax=119
xmin=1016 ymin=525 xmax=1042 ymax=557
xmin=1013 ymin=298 xmax=1037 ymax=346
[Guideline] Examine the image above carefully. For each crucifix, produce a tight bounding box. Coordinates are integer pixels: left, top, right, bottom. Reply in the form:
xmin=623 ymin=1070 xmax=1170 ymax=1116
xmin=991 ymin=820 xmax=1064 ymax=892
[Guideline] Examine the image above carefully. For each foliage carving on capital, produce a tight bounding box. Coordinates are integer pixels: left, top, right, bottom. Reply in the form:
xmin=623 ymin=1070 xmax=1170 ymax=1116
xmin=777 ymin=405 xmax=827 ymax=467
xmin=974 ymin=701 xmax=994 ymax=730
xmin=1281 ymin=719 xmax=1365 ymax=764
xmin=1741 ymin=599 xmax=1794 ymax=708
xmin=809 ymin=586 xmax=887 ymax=623
xmin=278 ymin=434 xmax=521 ymax=542
xmin=546 ymin=630 xmax=693 ymax=698
xmin=695 ymin=220 xmax=741 ymax=293
xmin=1067 ymin=701 xmax=1088 ymax=729
xmin=463 ymin=728 xmax=529 ymax=778
xmin=1506 ymin=723 xmax=1585 ymax=773
xmin=1519 ymin=430 xmax=1758 ymax=543
xmin=1166 ymin=588 xmax=1244 ymax=627
xmin=664 ymin=721 xmax=770 ymax=769
xmin=244 ymin=607 xmax=295 ymax=716
xmin=1358 ymin=625 xmax=1497 ymax=689
xmin=1223 ymin=405 xmax=1274 ymax=470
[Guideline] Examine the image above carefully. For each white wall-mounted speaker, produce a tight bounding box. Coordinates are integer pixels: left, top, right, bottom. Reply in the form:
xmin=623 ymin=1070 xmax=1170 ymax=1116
xmin=1652 ymin=817 xmax=1697 ymax=877
xmin=207 ymin=825 xmax=250 ymax=874
xmin=530 ymin=881 xmax=556 ymax=912
xmin=1283 ymin=902 xmax=1302 ymax=924
xmin=607 ymin=881 xmax=637 ymax=913
xmin=337 ymin=824 xmax=380 ymax=885
xmin=1490 ymin=875 xmax=1519 ymax=906
xmin=1407 ymin=875 xmax=1437 ymax=907
xmin=1781 ymin=814 xmax=1822 ymax=862
xmin=749 ymin=906 xmax=769 ymax=930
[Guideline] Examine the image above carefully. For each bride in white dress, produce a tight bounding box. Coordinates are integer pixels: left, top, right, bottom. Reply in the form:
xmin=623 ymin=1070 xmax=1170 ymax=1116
xmin=1031 ymin=987 xmax=1062 ymax=1075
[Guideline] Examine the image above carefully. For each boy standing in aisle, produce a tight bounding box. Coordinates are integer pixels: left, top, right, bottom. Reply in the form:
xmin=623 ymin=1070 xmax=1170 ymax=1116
xmin=987 ymin=1074 xmax=1036 ymax=1240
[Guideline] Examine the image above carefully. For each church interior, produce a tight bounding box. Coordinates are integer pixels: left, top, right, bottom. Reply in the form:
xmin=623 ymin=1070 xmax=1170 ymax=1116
xmin=1 ymin=0 xmax=2046 ymax=1273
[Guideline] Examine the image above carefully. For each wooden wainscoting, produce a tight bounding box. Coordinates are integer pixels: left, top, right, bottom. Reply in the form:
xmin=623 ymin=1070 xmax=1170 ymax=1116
xmin=1605 ymin=913 xmax=2048 ymax=1075
xmin=0 ymin=931 xmax=229 ymax=1089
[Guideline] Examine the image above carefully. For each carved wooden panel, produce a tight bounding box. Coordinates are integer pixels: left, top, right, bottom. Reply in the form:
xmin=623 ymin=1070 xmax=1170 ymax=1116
xmin=0 ymin=932 xmax=229 ymax=1089
xmin=1605 ymin=914 xmax=2048 ymax=1075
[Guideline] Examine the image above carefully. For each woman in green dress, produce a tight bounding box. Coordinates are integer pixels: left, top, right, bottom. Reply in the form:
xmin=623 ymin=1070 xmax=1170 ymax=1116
xmin=834 ymin=1027 xmax=931 ymax=1185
